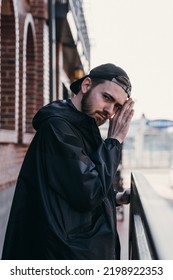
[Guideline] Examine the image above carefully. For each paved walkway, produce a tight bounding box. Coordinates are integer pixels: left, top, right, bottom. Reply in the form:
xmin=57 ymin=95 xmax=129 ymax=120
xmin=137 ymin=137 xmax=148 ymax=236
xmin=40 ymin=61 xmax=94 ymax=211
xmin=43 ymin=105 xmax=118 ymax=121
xmin=123 ymin=168 xmax=173 ymax=200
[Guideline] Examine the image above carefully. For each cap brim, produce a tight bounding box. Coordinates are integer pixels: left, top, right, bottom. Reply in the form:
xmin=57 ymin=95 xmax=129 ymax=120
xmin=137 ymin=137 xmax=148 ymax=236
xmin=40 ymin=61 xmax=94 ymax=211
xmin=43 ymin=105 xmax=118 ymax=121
xmin=70 ymin=75 xmax=89 ymax=94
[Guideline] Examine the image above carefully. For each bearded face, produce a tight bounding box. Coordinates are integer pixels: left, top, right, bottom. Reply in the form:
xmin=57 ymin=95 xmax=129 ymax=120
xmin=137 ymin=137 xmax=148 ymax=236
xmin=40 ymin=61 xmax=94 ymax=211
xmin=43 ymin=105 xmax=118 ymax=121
xmin=80 ymin=80 xmax=127 ymax=126
xmin=81 ymin=88 xmax=108 ymax=126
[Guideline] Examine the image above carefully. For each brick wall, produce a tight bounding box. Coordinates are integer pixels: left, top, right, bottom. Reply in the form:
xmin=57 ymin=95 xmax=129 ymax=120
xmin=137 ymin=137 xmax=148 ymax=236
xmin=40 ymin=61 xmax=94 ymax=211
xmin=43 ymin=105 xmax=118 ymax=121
xmin=1 ymin=15 xmax=16 ymax=130
xmin=0 ymin=0 xmax=49 ymax=189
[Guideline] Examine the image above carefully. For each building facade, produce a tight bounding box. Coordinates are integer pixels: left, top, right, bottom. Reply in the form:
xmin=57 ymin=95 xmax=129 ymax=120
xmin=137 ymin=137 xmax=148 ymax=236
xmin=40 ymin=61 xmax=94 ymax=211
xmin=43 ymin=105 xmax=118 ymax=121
xmin=0 ymin=0 xmax=90 ymax=256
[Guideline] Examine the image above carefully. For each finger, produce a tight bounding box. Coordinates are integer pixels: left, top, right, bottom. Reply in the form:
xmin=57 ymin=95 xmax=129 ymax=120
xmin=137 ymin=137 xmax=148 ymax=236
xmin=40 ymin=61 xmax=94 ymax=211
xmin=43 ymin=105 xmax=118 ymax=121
xmin=123 ymin=99 xmax=135 ymax=112
xmin=124 ymin=110 xmax=134 ymax=128
xmin=119 ymin=101 xmax=135 ymax=123
xmin=110 ymin=99 xmax=135 ymax=124
xmin=108 ymin=108 xmax=120 ymax=124
xmin=122 ymin=98 xmax=135 ymax=112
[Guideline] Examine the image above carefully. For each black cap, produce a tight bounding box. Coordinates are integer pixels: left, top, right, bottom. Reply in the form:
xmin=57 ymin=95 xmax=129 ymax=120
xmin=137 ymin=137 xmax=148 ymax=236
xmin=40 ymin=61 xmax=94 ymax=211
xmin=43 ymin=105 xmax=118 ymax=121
xmin=70 ymin=63 xmax=132 ymax=97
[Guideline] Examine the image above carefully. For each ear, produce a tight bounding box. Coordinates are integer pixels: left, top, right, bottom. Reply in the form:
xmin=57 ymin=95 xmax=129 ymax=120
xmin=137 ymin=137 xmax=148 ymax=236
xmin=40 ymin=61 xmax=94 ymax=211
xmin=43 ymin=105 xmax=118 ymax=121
xmin=81 ymin=77 xmax=91 ymax=94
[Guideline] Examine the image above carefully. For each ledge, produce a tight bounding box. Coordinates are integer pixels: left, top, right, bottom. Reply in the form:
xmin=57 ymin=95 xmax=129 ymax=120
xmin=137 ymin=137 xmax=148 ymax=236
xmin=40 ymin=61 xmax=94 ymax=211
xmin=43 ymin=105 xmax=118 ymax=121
xmin=0 ymin=130 xmax=18 ymax=143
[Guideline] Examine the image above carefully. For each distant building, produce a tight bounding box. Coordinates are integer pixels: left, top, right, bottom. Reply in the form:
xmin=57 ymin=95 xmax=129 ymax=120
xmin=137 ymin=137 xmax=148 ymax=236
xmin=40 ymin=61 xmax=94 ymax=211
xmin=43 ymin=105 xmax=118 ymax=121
xmin=123 ymin=115 xmax=173 ymax=168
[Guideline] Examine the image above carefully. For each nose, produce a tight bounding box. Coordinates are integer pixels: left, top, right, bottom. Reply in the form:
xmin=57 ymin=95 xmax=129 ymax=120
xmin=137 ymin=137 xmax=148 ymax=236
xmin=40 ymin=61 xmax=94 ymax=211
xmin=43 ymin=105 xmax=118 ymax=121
xmin=103 ymin=103 xmax=115 ymax=118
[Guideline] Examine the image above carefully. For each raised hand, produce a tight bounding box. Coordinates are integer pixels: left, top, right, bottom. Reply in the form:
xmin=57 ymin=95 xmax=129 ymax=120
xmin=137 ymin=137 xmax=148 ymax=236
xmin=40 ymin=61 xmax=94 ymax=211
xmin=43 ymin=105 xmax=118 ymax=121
xmin=108 ymin=98 xmax=135 ymax=143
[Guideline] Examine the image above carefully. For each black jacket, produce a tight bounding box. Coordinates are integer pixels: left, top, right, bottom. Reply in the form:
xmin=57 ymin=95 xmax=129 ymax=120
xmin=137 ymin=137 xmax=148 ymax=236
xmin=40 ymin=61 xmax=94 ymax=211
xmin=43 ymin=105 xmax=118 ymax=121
xmin=2 ymin=99 xmax=122 ymax=260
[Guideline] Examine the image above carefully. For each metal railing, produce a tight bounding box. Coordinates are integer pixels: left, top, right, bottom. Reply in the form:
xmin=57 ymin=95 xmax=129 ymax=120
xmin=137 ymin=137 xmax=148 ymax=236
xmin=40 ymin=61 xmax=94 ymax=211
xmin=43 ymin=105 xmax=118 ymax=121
xmin=129 ymin=171 xmax=173 ymax=259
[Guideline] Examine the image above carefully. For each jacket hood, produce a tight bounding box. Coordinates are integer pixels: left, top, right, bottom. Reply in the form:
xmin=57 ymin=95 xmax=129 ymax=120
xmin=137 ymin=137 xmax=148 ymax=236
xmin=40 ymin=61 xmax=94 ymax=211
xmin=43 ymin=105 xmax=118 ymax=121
xmin=32 ymin=100 xmax=80 ymax=130
xmin=33 ymin=99 xmax=101 ymax=133
xmin=32 ymin=99 xmax=102 ymax=150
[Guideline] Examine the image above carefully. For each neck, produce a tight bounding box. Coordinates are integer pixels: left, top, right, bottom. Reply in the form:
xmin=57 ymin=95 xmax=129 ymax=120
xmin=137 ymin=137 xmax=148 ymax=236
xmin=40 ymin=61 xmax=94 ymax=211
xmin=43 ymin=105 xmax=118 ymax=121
xmin=71 ymin=93 xmax=83 ymax=112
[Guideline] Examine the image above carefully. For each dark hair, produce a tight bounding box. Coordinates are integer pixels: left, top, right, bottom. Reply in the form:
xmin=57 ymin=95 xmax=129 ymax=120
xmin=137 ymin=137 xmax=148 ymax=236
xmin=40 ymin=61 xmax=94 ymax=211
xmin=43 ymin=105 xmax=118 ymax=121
xmin=90 ymin=78 xmax=106 ymax=89
xmin=76 ymin=78 xmax=111 ymax=94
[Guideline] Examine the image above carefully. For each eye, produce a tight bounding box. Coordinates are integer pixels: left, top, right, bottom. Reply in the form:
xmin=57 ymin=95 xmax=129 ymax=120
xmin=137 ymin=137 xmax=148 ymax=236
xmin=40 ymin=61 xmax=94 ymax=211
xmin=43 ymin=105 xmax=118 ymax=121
xmin=103 ymin=93 xmax=111 ymax=101
xmin=103 ymin=94 xmax=108 ymax=99
xmin=115 ymin=103 xmax=123 ymax=109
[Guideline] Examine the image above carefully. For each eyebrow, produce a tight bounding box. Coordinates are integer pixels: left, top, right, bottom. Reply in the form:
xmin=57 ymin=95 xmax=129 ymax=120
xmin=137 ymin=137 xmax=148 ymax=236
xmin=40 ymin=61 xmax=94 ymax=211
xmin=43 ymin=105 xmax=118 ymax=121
xmin=103 ymin=92 xmax=123 ymax=109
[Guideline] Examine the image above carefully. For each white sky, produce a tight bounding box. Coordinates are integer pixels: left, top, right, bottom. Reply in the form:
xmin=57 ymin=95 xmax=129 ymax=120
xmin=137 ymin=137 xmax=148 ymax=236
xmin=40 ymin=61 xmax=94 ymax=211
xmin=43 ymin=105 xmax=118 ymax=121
xmin=84 ymin=0 xmax=173 ymax=120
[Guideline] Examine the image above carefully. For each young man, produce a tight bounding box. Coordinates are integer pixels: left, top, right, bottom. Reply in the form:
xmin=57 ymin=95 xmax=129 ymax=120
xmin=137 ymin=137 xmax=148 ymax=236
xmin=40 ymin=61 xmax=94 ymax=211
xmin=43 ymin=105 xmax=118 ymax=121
xmin=2 ymin=63 xmax=134 ymax=260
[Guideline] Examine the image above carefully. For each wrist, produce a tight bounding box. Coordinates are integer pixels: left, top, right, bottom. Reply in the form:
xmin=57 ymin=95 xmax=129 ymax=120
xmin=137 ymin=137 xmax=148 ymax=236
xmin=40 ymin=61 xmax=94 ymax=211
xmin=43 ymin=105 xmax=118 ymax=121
xmin=116 ymin=189 xmax=131 ymax=205
xmin=116 ymin=192 xmax=123 ymax=205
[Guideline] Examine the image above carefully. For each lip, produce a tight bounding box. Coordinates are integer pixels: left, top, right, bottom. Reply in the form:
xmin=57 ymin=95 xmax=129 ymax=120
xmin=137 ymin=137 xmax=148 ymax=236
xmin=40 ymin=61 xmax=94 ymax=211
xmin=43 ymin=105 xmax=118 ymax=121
xmin=97 ymin=113 xmax=107 ymax=121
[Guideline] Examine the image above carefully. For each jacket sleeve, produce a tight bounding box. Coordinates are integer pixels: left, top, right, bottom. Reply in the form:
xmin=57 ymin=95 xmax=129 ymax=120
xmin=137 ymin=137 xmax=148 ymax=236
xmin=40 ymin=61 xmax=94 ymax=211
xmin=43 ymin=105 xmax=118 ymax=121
xmin=37 ymin=117 xmax=122 ymax=212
